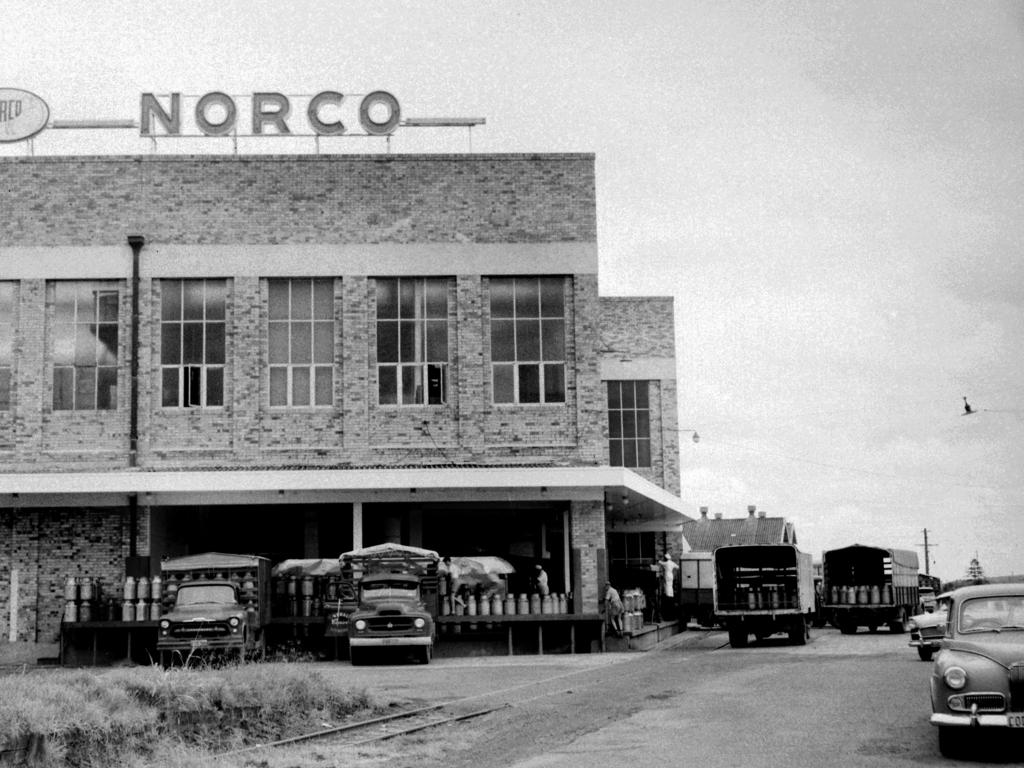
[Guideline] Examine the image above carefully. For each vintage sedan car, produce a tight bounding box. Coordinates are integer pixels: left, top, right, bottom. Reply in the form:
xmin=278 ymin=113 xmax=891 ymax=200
xmin=930 ymin=583 xmax=1024 ymax=757
xmin=909 ymin=592 xmax=952 ymax=661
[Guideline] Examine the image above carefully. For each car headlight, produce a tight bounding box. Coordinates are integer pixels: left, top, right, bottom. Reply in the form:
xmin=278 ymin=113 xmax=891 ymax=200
xmin=159 ymin=619 xmax=170 ymax=630
xmin=944 ymin=666 xmax=968 ymax=690
xmin=354 ymin=619 xmax=367 ymax=631
xmin=228 ymin=616 xmax=240 ymax=627
xmin=414 ymin=617 xmax=426 ymax=629
xmin=907 ymin=620 xmax=918 ymax=631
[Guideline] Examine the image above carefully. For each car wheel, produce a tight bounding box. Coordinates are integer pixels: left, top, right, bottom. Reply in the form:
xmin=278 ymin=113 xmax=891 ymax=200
xmin=917 ymin=646 xmax=934 ymax=662
xmin=938 ymin=726 xmax=963 ymax=758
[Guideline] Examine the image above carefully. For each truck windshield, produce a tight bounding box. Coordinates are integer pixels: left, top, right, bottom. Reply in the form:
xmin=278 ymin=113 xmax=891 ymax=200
xmin=175 ymin=585 xmax=237 ymax=606
xmin=361 ymin=581 xmax=419 ymax=601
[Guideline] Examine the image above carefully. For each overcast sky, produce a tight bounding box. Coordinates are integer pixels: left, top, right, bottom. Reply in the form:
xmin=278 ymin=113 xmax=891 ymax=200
xmin=3 ymin=1 xmax=1023 ymax=581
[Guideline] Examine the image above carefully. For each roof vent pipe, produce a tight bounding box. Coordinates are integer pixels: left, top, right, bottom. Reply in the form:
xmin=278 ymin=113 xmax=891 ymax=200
xmin=758 ymin=511 xmax=767 ymax=518
xmin=748 ymin=505 xmax=756 ymax=518
xmin=700 ymin=506 xmax=709 ymax=519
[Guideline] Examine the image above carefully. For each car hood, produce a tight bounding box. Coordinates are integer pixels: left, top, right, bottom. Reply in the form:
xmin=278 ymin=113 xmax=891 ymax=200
xmin=912 ymin=611 xmax=947 ymax=629
xmin=166 ymin=605 xmax=242 ymax=621
xmin=945 ymin=633 xmax=1024 ymax=668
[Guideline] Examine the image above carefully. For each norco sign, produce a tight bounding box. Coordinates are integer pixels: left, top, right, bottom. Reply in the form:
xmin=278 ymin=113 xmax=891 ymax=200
xmin=0 ymin=88 xmax=50 ymax=143
xmin=140 ymin=90 xmax=401 ymax=137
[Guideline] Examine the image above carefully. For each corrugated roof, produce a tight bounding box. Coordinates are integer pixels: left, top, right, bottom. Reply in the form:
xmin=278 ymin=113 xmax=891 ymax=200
xmin=682 ymin=515 xmax=793 ymax=552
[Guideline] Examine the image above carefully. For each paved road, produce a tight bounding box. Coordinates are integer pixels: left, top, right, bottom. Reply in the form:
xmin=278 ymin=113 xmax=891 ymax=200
xmin=305 ymin=628 xmax=1023 ymax=767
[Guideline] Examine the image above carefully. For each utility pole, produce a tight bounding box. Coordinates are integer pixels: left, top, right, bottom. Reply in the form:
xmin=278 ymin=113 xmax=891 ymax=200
xmin=920 ymin=528 xmax=933 ymax=575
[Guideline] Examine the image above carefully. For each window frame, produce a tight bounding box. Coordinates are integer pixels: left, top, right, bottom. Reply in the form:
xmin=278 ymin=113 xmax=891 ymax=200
xmin=607 ymin=380 xmax=652 ymax=468
xmin=50 ymin=280 xmax=120 ymax=411
xmin=489 ymin=276 xmax=566 ymax=405
xmin=267 ymin=278 xmax=335 ymax=408
xmin=159 ymin=279 xmax=227 ymax=409
xmin=374 ymin=277 xmax=450 ymax=407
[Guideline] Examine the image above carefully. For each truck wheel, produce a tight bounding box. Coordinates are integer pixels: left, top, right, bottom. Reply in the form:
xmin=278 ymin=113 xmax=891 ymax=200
xmin=727 ymin=627 xmax=748 ymax=648
xmin=419 ymin=645 xmax=432 ymax=665
xmin=349 ymin=647 xmax=363 ymax=666
xmin=838 ymin=619 xmax=857 ymax=635
xmin=917 ymin=646 xmax=934 ymax=662
xmin=788 ymin=617 xmax=807 ymax=645
xmin=889 ymin=609 xmax=907 ymax=634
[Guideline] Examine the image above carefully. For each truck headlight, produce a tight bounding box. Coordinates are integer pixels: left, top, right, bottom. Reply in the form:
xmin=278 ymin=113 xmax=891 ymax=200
xmin=229 ymin=617 xmax=240 ymax=628
xmin=944 ymin=666 xmax=967 ymax=690
xmin=414 ymin=618 xmax=426 ymax=629
xmin=159 ymin=620 xmax=170 ymax=630
xmin=354 ymin=619 xmax=367 ymax=631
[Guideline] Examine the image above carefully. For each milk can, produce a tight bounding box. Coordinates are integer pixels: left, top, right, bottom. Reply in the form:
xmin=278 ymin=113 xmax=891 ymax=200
xmin=529 ymin=594 xmax=541 ymax=614
xmin=478 ymin=595 xmax=490 ymax=616
xmin=123 ymin=575 xmax=137 ymax=602
xmin=136 ymin=576 xmax=150 ymax=603
xmin=541 ymin=594 xmax=552 ymax=614
xmin=121 ymin=600 xmax=135 ymax=623
xmin=491 ymin=594 xmax=504 ymax=615
xmin=869 ymin=584 xmax=880 ymax=605
xmin=63 ymin=575 xmax=78 ymax=602
xmin=505 ymin=594 xmax=516 ymax=616
xmin=881 ymin=584 xmax=892 ymax=604
xmin=63 ymin=600 xmax=78 ymax=623
xmin=149 ymin=600 xmax=162 ymax=621
xmin=150 ymin=575 xmax=163 ymax=602
xmin=517 ymin=593 xmax=529 ymax=615
xmin=136 ymin=597 xmax=148 ymax=621
xmin=78 ymin=601 xmax=92 ymax=623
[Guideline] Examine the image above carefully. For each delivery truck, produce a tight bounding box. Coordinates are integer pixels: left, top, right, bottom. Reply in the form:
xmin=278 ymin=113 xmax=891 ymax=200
xmin=821 ymin=544 xmax=919 ymax=634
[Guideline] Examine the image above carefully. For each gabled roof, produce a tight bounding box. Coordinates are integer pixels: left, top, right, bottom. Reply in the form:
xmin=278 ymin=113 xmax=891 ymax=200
xmin=682 ymin=513 xmax=796 ymax=552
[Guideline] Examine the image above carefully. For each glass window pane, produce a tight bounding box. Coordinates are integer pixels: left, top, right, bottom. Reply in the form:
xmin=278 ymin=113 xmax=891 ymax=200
xmin=518 ymin=364 xmax=540 ymax=403
xmin=183 ymin=280 xmax=205 ymax=320
xmin=376 ymin=279 xmax=397 ymax=319
xmin=53 ymin=325 xmax=75 ymax=365
xmin=402 ymin=365 xmax=420 ymax=404
xmin=291 ymin=322 xmax=311 ymax=363
xmin=516 ymin=319 xmax=540 ymax=360
xmin=76 ymin=283 xmax=96 ymax=321
xmin=623 ymin=442 xmax=638 ymax=468
xmin=515 ymin=279 xmax=539 ymax=318
xmin=75 ymin=367 xmax=96 ymax=410
xmin=425 ymin=321 xmax=447 ymax=361
xmin=54 ymin=283 xmax=76 ymax=323
xmin=398 ymin=320 xmax=416 ymax=362
xmin=376 ymin=322 xmax=398 ymax=363
xmin=313 ymin=279 xmax=333 ymax=319
xmin=636 ymin=411 xmax=650 ymax=439
xmin=292 ymin=367 xmax=310 ymax=406
xmin=206 ymin=367 xmax=224 ymax=406
xmin=621 ymin=382 xmax=635 ymax=409
xmin=314 ymin=367 xmax=333 ymax=405
xmin=268 ymin=323 xmax=289 ymax=364
xmin=637 ymin=440 xmax=651 ymax=467
xmin=269 ymin=367 xmax=288 ymax=406
xmin=161 ymin=281 xmax=182 ymax=321
xmin=205 ymin=281 xmax=226 ymax=320
xmin=489 ymin=279 xmax=513 ymax=318
xmin=493 ymin=364 xmax=514 ymax=403
xmin=97 ymin=367 xmax=117 ymax=410
xmin=97 ymin=324 xmax=118 ymax=365
xmin=622 ymin=411 xmax=636 ymax=439
xmin=75 ymin=325 xmax=96 ymax=364
xmin=182 ymin=323 xmax=203 ymax=364
xmin=378 ymin=365 xmax=397 ymax=404
xmin=635 ymin=382 xmax=649 ymax=409
xmin=424 ymin=279 xmax=447 ymax=318
xmin=161 ymin=323 xmax=181 ymax=365
xmin=53 ymin=368 xmax=74 ymax=410
xmin=608 ymin=381 xmax=621 ymax=409
xmin=490 ymin=319 xmax=515 ymax=362
xmin=541 ymin=319 xmax=564 ymax=360
xmin=206 ymin=323 xmax=225 ymax=364
xmin=97 ymin=291 xmax=118 ymax=322
xmin=398 ymin=280 xmax=416 ymax=319
xmin=162 ymin=368 xmax=179 ymax=407
xmin=540 ymin=278 xmax=564 ymax=317
xmin=291 ymin=281 xmax=312 ymax=319
xmin=0 ymin=284 xmax=14 ymax=325
xmin=187 ymin=366 xmax=202 ymax=407
xmin=543 ymin=364 xmax=565 ymax=403
xmin=609 ymin=440 xmax=622 ymax=467
xmin=609 ymin=411 xmax=622 ymax=438
xmin=426 ymin=364 xmax=445 ymax=404
xmin=0 ymin=369 xmax=10 ymax=410
xmin=313 ymin=322 xmax=333 ymax=364
xmin=268 ymin=281 xmax=289 ymax=320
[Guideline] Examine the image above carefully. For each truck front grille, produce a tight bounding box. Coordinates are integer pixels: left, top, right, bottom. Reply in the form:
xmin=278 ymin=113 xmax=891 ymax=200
xmin=169 ymin=622 xmax=230 ymax=638
xmin=365 ymin=616 xmax=417 ymax=632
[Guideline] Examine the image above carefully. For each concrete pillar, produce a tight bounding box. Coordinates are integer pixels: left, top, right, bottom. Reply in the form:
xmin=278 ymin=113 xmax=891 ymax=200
xmin=352 ymin=501 xmax=363 ymax=550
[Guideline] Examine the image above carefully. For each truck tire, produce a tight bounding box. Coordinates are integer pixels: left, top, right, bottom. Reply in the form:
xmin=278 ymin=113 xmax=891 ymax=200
xmin=349 ymin=647 xmax=363 ymax=666
xmin=727 ymin=626 xmax=748 ymax=648
xmin=889 ymin=608 xmax=907 ymax=634
xmin=788 ymin=617 xmax=808 ymax=645
xmin=419 ymin=645 xmax=432 ymax=665
xmin=838 ymin=618 xmax=857 ymax=634
xmin=917 ymin=646 xmax=934 ymax=662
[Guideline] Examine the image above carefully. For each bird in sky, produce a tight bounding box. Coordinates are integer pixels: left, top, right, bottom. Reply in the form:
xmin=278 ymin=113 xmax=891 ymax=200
xmin=963 ymin=396 xmax=974 ymax=415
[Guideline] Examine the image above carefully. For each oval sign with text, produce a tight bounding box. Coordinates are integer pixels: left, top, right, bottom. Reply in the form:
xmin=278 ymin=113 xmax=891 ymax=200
xmin=0 ymin=89 xmax=50 ymax=143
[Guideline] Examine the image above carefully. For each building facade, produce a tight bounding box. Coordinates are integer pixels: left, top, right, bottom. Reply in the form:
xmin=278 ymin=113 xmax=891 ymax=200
xmin=0 ymin=153 xmax=688 ymax=661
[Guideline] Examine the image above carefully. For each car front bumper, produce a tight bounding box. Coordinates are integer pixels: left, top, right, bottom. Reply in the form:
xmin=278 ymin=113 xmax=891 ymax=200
xmin=931 ymin=712 xmax=1024 ymax=728
xmin=909 ymin=638 xmax=942 ymax=648
xmin=349 ymin=636 xmax=433 ymax=647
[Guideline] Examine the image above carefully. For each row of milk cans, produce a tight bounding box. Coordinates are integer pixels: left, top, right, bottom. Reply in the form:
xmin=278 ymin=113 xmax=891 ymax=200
xmin=62 ymin=575 xmax=165 ymax=623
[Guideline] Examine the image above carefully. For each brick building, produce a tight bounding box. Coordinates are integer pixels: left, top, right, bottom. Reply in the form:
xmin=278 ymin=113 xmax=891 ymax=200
xmin=0 ymin=153 xmax=689 ymax=661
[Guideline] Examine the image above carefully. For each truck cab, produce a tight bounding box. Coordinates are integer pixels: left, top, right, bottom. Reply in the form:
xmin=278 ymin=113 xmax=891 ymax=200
xmin=347 ymin=572 xmax=435 ymax=664
xmin=157 ymin=580 xmax=252 ymax=660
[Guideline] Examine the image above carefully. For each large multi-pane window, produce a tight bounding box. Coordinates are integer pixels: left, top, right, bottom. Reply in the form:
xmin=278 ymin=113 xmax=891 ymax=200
xmin=490 ymin=277 xmax=565 ymax=404
xmin=0 ymin=283 xmax=14 ymax=410
xmin=608 ymin=532 xmax=656 ymax=568
xmin=268 ymin=279 xmax=334 ymax=407
xmin=51 ymin=281 xmax=119 ymax=410
xmin=608 ymin=380 xmax=651 ymax=467
xmin=376 ymin=278 xmax=448 ymax=405
xmin=160 ymin=279 xmax=226 ymax=408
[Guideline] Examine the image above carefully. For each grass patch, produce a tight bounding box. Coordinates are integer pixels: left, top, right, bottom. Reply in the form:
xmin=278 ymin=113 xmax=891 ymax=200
xmin=0 ymin=663 xmax=380 ymax=767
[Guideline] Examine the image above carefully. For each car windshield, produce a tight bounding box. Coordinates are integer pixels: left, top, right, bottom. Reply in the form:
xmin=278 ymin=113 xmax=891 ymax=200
xmin=175 ymin=585 xmax=237 ymax=606
xmin=958 ymin=596 xmax=1024 ymax=633
xmin=361 ymin=581 xmax=419 ymax=601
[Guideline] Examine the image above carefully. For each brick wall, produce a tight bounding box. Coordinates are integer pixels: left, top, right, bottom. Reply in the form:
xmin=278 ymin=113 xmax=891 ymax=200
xmin=570 ymin=499 xmax=605 ymax=614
